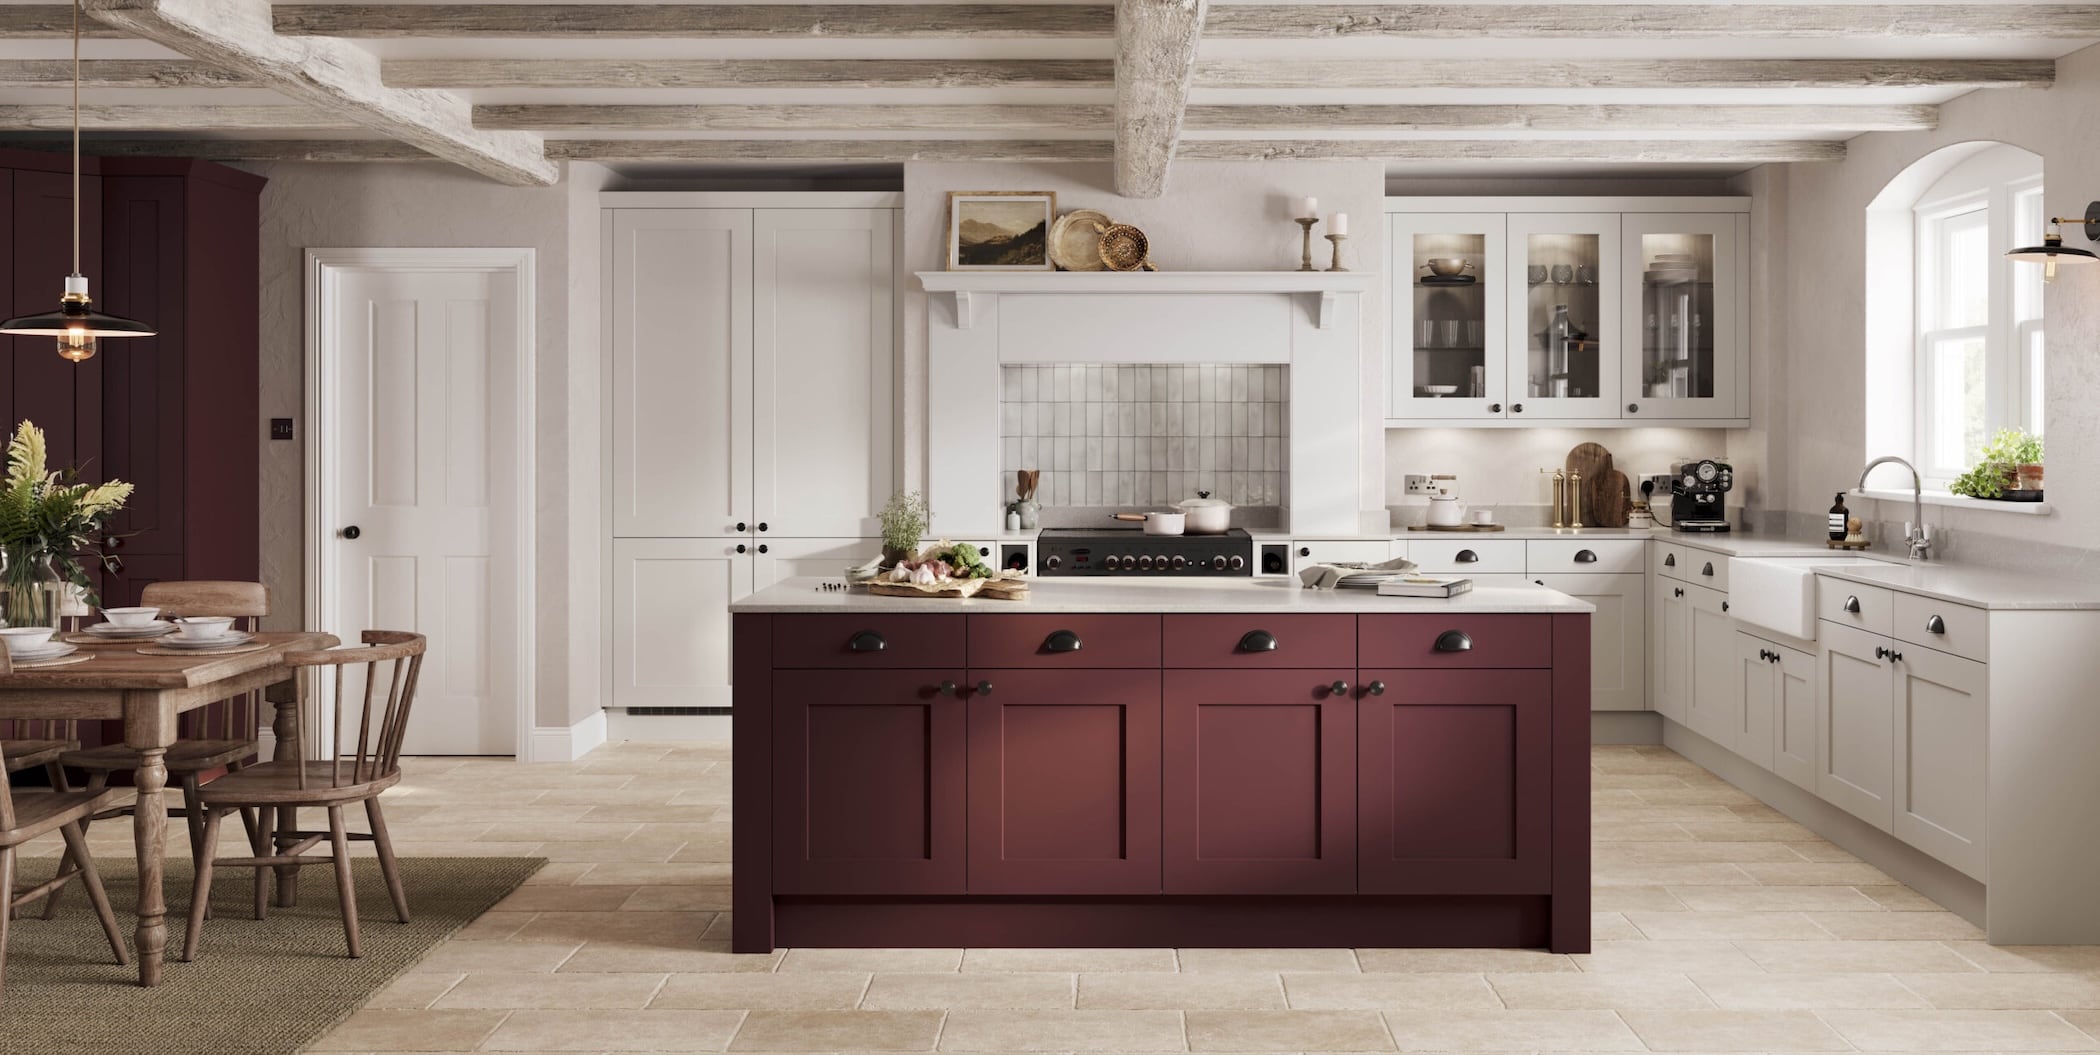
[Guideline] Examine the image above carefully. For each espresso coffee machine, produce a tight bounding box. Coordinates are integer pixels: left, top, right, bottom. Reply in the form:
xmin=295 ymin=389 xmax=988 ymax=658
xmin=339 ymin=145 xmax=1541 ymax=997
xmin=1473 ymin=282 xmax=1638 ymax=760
xmin=1669 ymin=459 xmax=1733 ymax=532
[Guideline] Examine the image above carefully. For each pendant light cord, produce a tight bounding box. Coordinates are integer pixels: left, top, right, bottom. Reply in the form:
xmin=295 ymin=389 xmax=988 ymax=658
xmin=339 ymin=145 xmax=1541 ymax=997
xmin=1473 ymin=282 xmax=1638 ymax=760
xmin=71 ymin=0 xmax=81 ymax=277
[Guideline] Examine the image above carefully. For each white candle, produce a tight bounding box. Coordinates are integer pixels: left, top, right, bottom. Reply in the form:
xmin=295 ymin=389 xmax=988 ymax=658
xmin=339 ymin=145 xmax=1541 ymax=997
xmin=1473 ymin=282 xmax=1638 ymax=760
xmin=1299 ymin=196 xmax=1318 ymax=218
xmin=1331 ymin=212 xmax=1349 ymax=236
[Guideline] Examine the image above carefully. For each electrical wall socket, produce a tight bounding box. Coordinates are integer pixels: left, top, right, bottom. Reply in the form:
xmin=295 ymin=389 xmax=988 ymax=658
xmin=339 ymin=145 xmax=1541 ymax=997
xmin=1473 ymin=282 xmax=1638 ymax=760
xmin=1403 ymin=474 xmax=1436 ymax=496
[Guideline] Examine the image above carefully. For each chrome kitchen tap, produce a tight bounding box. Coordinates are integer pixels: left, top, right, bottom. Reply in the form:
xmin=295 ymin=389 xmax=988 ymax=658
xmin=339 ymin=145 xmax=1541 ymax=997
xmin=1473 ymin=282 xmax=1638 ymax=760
xmin=1858 ymin=456 xmax=1933 ymax=561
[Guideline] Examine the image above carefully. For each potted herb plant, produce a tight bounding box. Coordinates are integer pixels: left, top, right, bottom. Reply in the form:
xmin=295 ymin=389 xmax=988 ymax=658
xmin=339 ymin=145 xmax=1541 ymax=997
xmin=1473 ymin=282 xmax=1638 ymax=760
xmin=0 ymin=421 xmax=132 ymax=627
xmin=1949 ymin=427 xmax=2044 ymax=501
xmin=878 ymin=491 xmax=930 ymax=567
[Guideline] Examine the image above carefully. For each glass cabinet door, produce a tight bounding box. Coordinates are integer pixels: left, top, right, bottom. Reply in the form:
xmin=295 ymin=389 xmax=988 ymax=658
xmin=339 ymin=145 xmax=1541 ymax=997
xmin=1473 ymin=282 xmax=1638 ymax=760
xmin=1504 ymin=213 xmax=1622 ymax=420
xmin=1621 ymin=213 xmax=1743 ymax=420
xmin=1389 ymin=212 xmax=1507 ymax=421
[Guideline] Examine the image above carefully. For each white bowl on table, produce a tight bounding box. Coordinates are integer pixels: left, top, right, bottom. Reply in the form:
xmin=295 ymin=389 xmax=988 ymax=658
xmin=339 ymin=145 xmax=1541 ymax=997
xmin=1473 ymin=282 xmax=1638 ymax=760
xmin=0 ymin=626 xmax=58 ymax=656
xmin=173 ymin=616 xmax=235 ymax=642
xmin=101 ymin=606 xmax=161 ymax=628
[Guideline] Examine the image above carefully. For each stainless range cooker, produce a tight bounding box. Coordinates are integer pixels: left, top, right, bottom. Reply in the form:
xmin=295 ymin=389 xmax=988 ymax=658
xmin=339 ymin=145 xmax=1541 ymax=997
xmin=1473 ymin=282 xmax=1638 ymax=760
xmin=1034 ymin=527 xmax=1255 ymax=577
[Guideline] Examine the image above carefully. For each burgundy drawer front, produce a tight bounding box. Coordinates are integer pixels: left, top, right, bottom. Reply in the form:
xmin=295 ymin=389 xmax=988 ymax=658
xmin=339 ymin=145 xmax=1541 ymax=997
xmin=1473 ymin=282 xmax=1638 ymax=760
xmin=1358 ymin=614 xmax=1552 ymax=669
xmin=772 ymin=614 xmax=966 ymax=669
xmin=1162 ymin=614 xmax=1358 ymax=669
xmin=1358 ymin=668 xmax=1552 ymax=894
xmin=967 ymin=614 xmax=1162 ymax=669
xmin=1162 ymin=669 xmax=1357 ymax=894
xmin=772 ymin=669 xmax=968 ymax=895
xmin=968 ymin=669 xmax=1163 ymax=894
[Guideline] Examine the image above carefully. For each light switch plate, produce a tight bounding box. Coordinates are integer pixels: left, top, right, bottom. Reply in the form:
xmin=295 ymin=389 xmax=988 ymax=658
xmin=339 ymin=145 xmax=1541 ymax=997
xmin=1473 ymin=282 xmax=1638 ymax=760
xmin=270 ymin=418 xmax=295 ymax=441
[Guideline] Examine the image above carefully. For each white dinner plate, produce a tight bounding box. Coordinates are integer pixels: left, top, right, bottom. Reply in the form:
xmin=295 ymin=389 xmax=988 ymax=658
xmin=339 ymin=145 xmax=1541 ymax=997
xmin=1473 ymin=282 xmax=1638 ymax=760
xmin=85 ymin=620 xmax=177 ymax=638
xmin=157 ymin=630 xmax=257 ymax=650
xmin=8 ymin=641 xmax=79 ymax=663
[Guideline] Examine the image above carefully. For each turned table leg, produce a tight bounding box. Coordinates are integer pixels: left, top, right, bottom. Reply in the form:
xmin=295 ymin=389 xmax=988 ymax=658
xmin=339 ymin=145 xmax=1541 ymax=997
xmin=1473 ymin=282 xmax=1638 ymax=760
xmin=131 ymin=746 xmax=170 ymax=985
xmin=271 ymin=672 xmax=303 ymax=907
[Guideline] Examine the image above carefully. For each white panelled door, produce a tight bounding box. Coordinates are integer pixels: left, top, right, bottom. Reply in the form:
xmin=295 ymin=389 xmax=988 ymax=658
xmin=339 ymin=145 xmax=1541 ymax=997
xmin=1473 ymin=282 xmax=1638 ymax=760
xmin=327 ymin=267 xmax=520 ymax=755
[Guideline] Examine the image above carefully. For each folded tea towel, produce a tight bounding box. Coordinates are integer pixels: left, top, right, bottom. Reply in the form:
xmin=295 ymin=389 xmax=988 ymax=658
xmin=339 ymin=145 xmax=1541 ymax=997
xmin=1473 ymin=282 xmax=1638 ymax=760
xmin=1298 ymin=555 xmax=1419 ymax=590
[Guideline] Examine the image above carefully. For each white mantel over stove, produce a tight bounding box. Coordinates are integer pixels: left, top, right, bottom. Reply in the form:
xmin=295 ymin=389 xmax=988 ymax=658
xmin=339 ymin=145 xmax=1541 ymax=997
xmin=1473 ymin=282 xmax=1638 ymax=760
xmin=919 ymin=271 xmax=1377 ymax=537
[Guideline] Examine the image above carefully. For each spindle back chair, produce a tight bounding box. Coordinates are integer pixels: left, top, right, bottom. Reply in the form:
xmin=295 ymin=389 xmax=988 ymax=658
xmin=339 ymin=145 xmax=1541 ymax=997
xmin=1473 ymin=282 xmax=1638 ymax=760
xmin=0 ymin=740 xmax=129 ymax=1004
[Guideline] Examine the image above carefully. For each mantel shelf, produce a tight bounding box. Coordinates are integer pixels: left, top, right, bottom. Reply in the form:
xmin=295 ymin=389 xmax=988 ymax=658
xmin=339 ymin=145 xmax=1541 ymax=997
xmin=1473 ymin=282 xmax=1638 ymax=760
xmin=916 ymin=270 xmax=1376 ymax=331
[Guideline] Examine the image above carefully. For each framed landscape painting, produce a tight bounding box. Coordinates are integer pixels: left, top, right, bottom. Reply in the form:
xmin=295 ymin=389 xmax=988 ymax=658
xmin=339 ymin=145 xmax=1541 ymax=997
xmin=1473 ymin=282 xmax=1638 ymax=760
xmin=946 ymin=191 xmax=1056 ymax=270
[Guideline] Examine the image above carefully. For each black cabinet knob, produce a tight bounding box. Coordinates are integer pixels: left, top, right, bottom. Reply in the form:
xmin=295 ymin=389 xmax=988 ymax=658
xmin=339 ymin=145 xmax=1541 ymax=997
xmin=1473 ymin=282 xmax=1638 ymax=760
xmin=1674 ymin=587 xmax=1684 ymax=598
xmin=758 ymin=522 xmax=769 ymax=532
xmin=975 ymin=680 xmax=994 ymax=697
xmin=1722 ymin=601 xmax=1730 ymax=613
xmin=1628 ymin=403 xmax=1640 ymax=413
xmin=1364 ymin=680 xmax=1386 ymax=697
xmin=1434 ymin=629 xmax=1473 ymax=652
xmin=938 ymin=680 xmax=958 ymax=697
xmin=736 ymin=522 xmax=748 ymax=532
xmin=979 ymin=546 xmax=991 ymax=557
xmin=736 ymin=544 xmax=748 ymax=554
xmin=1574 ymin=549 xmax=1597 ymax=563
xmin=1489 ymin=403 xmax=1503 ymax=414
xmin=848 ymin=630 xmax=887 ymax=653
xmin=1327 ymin=680 xmax=1350 ymax=697
xmin=1888 ymin=649 xmax=1903 ymax=662
xmin=1925 ymin=614 xmax=1946 ymax=634
xmin=1298 ymin=547 xmax=1311 ymax=558
xmin=1457 ymin=549 xmax=1479 ymax=563
xmin=340 ymin=525 xmax=361 ymax=540
xmin=757 ymin=544 xmax=769 ymax=554
xmin=1237 ymin=630 xmax=1278 ymax=653
xmin=1843 ymin=595 xmax=1861 ymax=613
xmin=1043 ymin=630 xmax=1084 ymax=654
xmin=1874 ymin=645 xmax=1890 ymax=661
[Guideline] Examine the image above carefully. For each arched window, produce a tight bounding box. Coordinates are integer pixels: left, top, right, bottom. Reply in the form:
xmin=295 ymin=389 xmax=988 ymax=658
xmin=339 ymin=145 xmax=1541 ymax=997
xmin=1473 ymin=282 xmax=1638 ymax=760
xmin=1865 ymin=143 xmax=2044 ymax=488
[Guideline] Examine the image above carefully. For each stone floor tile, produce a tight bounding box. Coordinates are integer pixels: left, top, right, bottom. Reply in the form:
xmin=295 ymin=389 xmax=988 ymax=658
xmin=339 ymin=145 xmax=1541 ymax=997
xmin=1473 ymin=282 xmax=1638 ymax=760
xmin=1803 ymin=910 xmax=1986 ymax=940
xmin=432 ymin=972 xmax=669 ymax=1009
xmin=1689 ymin=971 xmax=1932 ymax=1009
xmin=1858 ymin=884 xmax=1949 ymax=911
xmin=536 ymin=839 xmax=691 ymax=864
xmin=862 ymin=972 xmax=1076 ymax=1009
xmin=1591 ymin=913 xmax=1646 ymax=940
xmin=960 ymin=947 xmax=1178 ymax=972
xmin=571 ymin=862 xmax=734 ymax=885
xmin=1355 ymin=948 xmax=1576 ymax=974
xmin=308 ymin=1009 xmax=510 ymax=1051
xmin=1605 ymin=841 xmax=1812 ymax=864
xmin=1591 ymin=821 xmax=1695 ymax=842
xmin=559 ymin=941 xmax=783 ymax=974
xmin=492 ymin=885 xmax=640 ymax=912
xmin=512 ymin=911 xmax=717 ymax=948
xmin=1733 ymin=939 xmax=1982 ymax=974
xmin=1568 ymin=940 xmax=1764 ymax=974
xmin=1589 ymin=885 xmax=1691 ymax=912
xmin=939 ymin=1009 xmax=1185 ymax=1051
xmin=1619 ymin=1009 xmax=1851 ymax=1051
xmin=1593 ymin=862 xmax=1759 ymax=887
xmin=1186 ymin=1010 xmax=1396 ymax=1051
xmin=1896 ymin=972 xmax=2100 ymax=1009
xmin=1624 ymin=910 xmax=1833 ymax=940
xmin=1665 ymin=885 xmax=1882 ymax=912
xmin=1381 ymin=1009 xmax=1643 ymax=1050
xmin=1281 ymin=972 xmax=1499 ymax=1011
xmin=1680 ymin=820 xmax=1818 ymax=842
xmin=652 ymin=972 xmax=869 ymax=1010
xmin=1944 ymin=942 xmax=2100 ymax=973
xmin=482 ymin=1009 xmax=746 ymax=1051
xmin=1081 ymin=971 xmax=1286 ymax=1010
xmin=1819 ymin=1009 xmax=2100 ymax=1051
xmin=1487 ymin=971 xmax=1713 ymax=1010
xmin=407 ymin=940 xmax=582 ymax=974
xmin=2064 ymin=1009 xmax=2100 ymax=1041
xmin=1178 ymin=947 xmax=1360 ymax=973
xmin=367 ymin=972 xmax=466 ymax=1010
xmin=621 ymin=884 xmax=734 ymax=912
xmin=1736 ymin=861 xmax=1894 ymax=885
xmin=729 ymin=1010 xmax=944 ymax=1051
xmin=780 ymin=947 xmax=966 ymax=972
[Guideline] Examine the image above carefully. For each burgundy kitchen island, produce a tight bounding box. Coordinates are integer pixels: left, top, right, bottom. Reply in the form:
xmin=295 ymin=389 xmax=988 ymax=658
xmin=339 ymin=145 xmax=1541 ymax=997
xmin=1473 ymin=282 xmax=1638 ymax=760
xmin=730 ymin=578 xmax=1593 ymax=954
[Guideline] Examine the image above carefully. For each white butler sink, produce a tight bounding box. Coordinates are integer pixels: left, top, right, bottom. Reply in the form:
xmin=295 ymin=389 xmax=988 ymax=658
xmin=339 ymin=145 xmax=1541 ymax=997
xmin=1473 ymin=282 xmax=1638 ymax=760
xmin=1730 ymin=556 xmax=1895 ymax=641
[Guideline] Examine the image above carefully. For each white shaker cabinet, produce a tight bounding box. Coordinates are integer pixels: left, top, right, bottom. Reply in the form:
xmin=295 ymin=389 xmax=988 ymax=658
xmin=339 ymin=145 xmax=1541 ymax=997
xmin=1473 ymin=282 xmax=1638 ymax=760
xmin=1504 ymin=213 xmax=1622 ymax=421
xmin=1683 ymin=585 xmax=1738 ymax=748
xmin=1892 ymin=643 xmax=1989 ymax=880
xmin=1389 ymin=212 xmax=1508 ymax=421
xmin=1620 ymin=212 xmax=1747 ymax=421
xmin=1816 ymin=620 xmax=1897 ymax=832
xmin=1770 ymin=642 xmax=1818 ymax=793
xmin=1534 ymin=572 xmax=1645 ymax=711
xmin=1650 ymin=573 xmax=1690 ymax=723
xmin=610 ymin=538 xmax=752 ymax=710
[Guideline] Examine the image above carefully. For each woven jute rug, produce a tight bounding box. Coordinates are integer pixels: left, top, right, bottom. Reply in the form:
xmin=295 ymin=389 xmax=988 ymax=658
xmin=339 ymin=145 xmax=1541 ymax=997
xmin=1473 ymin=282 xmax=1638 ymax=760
xmin=0 ymin=855 xmax=543 ymax=1055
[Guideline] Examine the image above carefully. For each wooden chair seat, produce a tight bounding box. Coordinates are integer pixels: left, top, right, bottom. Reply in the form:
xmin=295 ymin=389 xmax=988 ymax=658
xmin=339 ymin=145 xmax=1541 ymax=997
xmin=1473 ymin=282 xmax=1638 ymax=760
xmin=0 ymin=740 xmax=76 ymax=774
xmin=0 ymin=790 xmax=127 ymax=848
xmin=195 ymin=761 xmax=400 ymax=806
xmin=61 ymin=740 xmax=257 ymax=776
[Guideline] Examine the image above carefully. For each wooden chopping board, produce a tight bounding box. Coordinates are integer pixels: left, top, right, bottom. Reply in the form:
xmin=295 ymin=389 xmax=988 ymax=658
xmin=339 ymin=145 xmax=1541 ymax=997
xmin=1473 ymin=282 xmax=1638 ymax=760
xmin=1565 ymin=442 xmax=1631 ymax=528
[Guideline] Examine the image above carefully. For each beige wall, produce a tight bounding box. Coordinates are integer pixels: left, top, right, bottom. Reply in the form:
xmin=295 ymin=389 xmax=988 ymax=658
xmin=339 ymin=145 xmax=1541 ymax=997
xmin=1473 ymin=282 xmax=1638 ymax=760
xmin=250 ymin=159 xmax=609 ymax=729
xmin=1758 ymin=42 xmax=2100 ymax=564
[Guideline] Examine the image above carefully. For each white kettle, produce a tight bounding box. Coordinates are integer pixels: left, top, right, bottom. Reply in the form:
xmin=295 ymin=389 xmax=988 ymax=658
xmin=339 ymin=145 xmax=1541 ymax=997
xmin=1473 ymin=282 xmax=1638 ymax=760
xmin=1424 ymin=474 xmax=1466 ymax=527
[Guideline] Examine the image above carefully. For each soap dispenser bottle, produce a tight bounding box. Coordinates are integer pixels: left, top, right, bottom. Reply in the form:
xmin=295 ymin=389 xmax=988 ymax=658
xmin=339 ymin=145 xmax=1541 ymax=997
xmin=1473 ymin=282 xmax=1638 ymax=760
xmin=1828 ymin=492 xmax=1849 ymax=541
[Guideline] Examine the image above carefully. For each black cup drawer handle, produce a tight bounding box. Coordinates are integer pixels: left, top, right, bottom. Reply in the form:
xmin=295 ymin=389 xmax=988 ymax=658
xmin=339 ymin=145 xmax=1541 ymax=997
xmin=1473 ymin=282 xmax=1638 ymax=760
xmin=1456 ymin=549 xmax=1480 ymax=563
xmin=1701 ymin=562 xmax=1715 ymax=577
xmin=1044 ymin=629 xmax=1084 ymax=653
xmin=1663 ymin=554 xmax=1676 ymax=568
xmin=1237 ymin=630 xmax=1279 ymax=653
xmin=847 ymin=630 xmax=887 ymax=653
xmin=1925 ymin=614 xmax=1946 ymax=635
xmin=1574 ymin=549 xmax=1598 ymax=563
xmin=1434 ymin=629 xmax=1473 ymax=653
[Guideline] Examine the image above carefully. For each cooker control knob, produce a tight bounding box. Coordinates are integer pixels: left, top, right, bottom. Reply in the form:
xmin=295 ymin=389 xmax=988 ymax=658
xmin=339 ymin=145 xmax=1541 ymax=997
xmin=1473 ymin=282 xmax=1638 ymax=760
xmin=1122 ymin=555 xmax=1138 ymax=569
xmin=1211 ymin=555 xmax=1228 ymax=570
xmin=1170 ymin=555 xmax=1187 ymax=570
xmin=1044 ymin=555 xmax=1062 ymax=570
xmin=1137 ymin=555 xmax=1154 ymax=569
xmin=1228 ymin=555 xmax=1246 ymax=570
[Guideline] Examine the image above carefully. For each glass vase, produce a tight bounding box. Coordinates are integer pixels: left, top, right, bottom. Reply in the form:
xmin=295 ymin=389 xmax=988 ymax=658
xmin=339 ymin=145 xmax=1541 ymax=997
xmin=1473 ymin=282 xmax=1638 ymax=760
xmin=2 ymin=545 xmax=65 ymax=630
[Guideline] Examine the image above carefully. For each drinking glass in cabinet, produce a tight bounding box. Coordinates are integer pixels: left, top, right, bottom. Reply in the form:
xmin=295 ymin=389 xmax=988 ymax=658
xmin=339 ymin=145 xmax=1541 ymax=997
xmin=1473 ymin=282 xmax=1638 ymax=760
xmin=1525 ymin=233 xmax=1603 ymax=400
xmin=1638 ymin=233 xmax=1716 ymax=400
xmin=1410 ymin=232 xmax=1488 ymax=400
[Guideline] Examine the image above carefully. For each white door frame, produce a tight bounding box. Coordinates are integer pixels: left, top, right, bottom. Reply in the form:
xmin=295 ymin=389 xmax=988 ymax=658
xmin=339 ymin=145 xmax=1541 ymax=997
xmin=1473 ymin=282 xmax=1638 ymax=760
xmin=303 ymin=247 xmax=537 ymax=758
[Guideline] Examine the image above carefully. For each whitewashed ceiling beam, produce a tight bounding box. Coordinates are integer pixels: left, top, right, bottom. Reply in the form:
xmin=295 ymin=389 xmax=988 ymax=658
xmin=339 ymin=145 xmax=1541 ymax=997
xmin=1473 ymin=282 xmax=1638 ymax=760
xmin=0 ymin=136 xmax=437 ymax=161
xmin=1195 ymin=58 xmax=2056 ymax=91
xmin=1185 ymin=103 xmax=1936 ymax=133
xmin=0 ymin=59 xmax=254 ymax=88
xmin=0 ymin=104 xmax=352 ymax=130
xmin=1115 ymin=0 xmax=1207 ymax=198
xmin=1179 ymin=139 xmax=1844 ymax=163
xmin=245 ymin=2 xmax=2100 ymax=39
xmin=1204 ymin=4 xmax=2100 ymax=38
xmin=545 ymin=138 xmax=1114 ymax=162
xmin=0 ymin=7 xmax=123 ymax=36
xmin=388 ymin=58 xmax=1111 ymax=90
xmin=83 ymin=0 xmax=558 ymax=185
xmin=274 ymin=3 xmax=1113 ymax=37
xmin=476 ymin=103 xmax=1110 ymax=131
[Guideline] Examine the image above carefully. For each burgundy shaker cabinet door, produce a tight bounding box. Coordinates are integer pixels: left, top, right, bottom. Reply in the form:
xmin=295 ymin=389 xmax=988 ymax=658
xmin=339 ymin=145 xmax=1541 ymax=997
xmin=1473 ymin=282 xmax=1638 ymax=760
xmin=1358 ymin=668 xmax=1552 ymax=894
xmin=1162 ymin=669 xmax=1357 ymax=894
xmin=967 ymin=669 xmax=1162 ymax=894
xmin=773 ymin=668 xmax=967 ymax=895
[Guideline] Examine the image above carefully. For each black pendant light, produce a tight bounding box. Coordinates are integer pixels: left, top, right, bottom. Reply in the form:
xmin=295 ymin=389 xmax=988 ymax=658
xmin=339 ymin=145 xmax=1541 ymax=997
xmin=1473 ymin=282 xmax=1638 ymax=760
xmin=2005 ymin=201 xmax=2100 ymax=284
xmin=0 ymin=0 xmax=155 ymax=362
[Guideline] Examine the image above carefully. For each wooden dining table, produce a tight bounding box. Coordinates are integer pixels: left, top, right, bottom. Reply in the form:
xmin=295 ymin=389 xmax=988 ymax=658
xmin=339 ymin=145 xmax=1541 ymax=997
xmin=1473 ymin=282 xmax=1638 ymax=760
xmin=0 ymin=629 xmax=338 ymax=986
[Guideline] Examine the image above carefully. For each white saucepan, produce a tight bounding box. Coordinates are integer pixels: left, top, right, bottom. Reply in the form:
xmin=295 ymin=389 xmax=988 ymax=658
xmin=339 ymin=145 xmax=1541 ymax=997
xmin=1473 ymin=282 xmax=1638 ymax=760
xmin=1111 ymin=511 xmax=1185 ymax=535
xmin=1175 ymin=492 xmax=1234 ymax=534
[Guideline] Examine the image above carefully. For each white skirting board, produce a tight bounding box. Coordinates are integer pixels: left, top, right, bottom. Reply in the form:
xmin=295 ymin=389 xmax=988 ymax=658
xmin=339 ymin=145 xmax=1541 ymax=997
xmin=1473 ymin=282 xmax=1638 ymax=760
xmin=607 ymin=710 xmax=731 ymax=742
xmin=1592 ymin=711 xmax=1663 ymax=745
xmin=528 ymin=709 xmax=610 ymax=763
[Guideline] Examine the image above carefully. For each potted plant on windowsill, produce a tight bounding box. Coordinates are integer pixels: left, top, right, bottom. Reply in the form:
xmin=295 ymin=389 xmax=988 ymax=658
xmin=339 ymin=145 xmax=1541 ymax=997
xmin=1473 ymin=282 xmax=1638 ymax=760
xmin=1950 ymin=427 xmax=2045 ymax=502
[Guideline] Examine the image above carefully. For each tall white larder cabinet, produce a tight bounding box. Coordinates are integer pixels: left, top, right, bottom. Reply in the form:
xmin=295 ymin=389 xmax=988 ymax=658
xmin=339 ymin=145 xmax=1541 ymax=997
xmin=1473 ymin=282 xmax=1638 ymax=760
xmin=606 ymin=196 xmax=899 ymax=712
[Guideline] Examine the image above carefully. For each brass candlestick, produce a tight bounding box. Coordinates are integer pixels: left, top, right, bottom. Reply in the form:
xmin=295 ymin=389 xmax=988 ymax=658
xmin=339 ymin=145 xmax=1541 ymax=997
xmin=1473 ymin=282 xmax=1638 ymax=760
xmin=1294 ymin=216 xmax=1319 ymax=271
xmin=1324 ymin=233 xmax=1349 ymax=272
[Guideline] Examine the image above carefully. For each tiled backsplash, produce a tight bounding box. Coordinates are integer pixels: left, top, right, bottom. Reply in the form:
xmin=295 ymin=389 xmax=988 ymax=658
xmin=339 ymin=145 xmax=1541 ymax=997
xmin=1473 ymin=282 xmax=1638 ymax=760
xmin=1001 ymin=363 xmax=1289 ymax=507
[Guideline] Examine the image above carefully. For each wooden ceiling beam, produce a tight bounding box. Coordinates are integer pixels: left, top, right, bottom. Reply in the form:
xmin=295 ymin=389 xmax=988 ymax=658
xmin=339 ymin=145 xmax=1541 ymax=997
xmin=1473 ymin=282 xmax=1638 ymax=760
xmin=0 ymin=6 xmax=123 ymax=37
xmin=476 ymin=103 xmax=1109 ymax=131
xmin=545 ymin=138 xmax=1113 ymax=162
xmin=1115 ymin=0 xmax=1207 ymax=198
xmin=0 ymin=104 xmax=353 ymax=130
xmin=274 ymin=3 xmax=1112 ymax=37
xmin=1185 ymin=103 xmax=1936 ymax=133
xmin=1194 ymin=58 xmax=2056 ymax=91
xmin=1178 ymin=138 xmax=1845 ymax=163
xmin=83 ymin=0 xmax=558 ymax=185
xmin=387 ymin=58 xmax=1111 ymax=90
xmin=1205 ymin=4 xmax=2100 ymax=38
xmin=0 ymin=135 xmax=436 ymax=161
xmin=0 ymin=59 xmax=254 ymax=88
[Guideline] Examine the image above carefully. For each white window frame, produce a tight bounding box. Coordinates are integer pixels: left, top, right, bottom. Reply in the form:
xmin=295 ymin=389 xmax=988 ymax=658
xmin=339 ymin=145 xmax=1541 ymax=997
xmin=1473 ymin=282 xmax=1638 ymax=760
xmin=1911 ymin=171 xmax=2043 ymax=488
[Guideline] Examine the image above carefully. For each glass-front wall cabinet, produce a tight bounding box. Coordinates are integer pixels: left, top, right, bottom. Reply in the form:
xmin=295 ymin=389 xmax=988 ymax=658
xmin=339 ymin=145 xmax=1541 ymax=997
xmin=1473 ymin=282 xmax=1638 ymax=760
xmin=1621 ymin=213 xmax=1742 ymax=420
xmin=1507 ymin=213 xmax=1621 ymax=420
xmin=1389 ymin=213 xmax=1506 ymax=420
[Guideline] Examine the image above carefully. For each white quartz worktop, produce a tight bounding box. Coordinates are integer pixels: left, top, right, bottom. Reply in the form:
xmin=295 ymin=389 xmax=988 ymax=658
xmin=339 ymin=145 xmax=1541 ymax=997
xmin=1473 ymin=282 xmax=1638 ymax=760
xmin=1810 ymin=562 xmax=2100 ymax=611
xmin=730 ymin=577 xmax=1596 ymax=615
